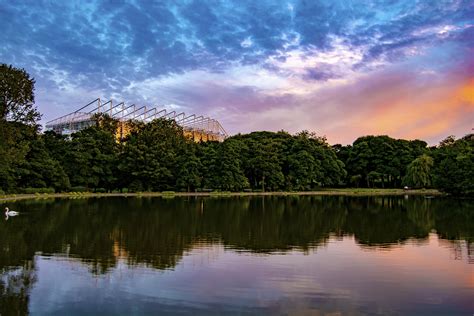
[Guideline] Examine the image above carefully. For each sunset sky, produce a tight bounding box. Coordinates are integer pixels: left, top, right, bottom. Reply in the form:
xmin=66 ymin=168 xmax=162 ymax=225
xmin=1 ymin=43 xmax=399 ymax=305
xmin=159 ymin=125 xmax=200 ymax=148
xmin=1 ymin=0 xmax=473 ymax=144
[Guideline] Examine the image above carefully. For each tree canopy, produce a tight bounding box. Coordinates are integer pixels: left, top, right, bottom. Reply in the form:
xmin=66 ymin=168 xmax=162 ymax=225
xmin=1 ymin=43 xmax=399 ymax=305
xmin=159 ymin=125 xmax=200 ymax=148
xmin=403 ymin=154 xmax=434 ymax=188
xmin=0 ymin=63 xmax=40 ymax=125
xmin=432 ymin=134 xmax=474 ymax=195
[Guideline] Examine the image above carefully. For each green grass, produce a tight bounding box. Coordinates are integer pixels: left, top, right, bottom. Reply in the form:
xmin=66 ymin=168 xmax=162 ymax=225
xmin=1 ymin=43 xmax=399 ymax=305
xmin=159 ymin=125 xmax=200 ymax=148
xmin=161 ymin=191 xmax=176 ymax=195
xmin=318 ymin=188 xmax=440 ymax=195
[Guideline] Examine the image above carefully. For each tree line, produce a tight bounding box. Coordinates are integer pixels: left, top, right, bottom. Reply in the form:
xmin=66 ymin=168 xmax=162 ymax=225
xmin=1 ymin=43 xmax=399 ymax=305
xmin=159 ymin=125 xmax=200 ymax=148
xmin=1 ymin=64 xmax=473 ymax=195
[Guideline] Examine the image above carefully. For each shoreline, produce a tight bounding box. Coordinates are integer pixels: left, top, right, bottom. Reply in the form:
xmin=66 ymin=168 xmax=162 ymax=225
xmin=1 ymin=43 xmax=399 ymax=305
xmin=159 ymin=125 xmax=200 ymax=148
xmin=0 ymin=189 xmax=443 ymax=202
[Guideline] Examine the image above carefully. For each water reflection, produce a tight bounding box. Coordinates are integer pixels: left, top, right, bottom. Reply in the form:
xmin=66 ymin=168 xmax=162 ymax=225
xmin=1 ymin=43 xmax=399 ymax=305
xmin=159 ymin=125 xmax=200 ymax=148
xmin=0 ymin=196 xmax=473 ymax=314
xmin=0 ymin=261 xmax=35 ymax=316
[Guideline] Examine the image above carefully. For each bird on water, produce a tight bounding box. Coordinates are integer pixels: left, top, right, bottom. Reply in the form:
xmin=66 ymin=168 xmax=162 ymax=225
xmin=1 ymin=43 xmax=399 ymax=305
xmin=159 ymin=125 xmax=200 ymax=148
xmin=5 ymin=207 xmax=19 ymax=217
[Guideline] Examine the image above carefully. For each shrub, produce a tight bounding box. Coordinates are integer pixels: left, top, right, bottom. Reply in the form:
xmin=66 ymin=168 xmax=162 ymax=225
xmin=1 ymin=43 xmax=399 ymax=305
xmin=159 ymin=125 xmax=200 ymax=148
xmin=22 ymin=187 xmax=55 ymax=194
xmin=210 ymin=191 xmax=231 ymax=195
xmin=0 ymin=189 xmax=4 ymax=195
xmin=162 ymin=191 xmax=176 ymax=195
xmin=94 ymin=188 xmax=107 ymax=193
xmin=70 ymin=186 xmax=88 ymax=192
xmin=129 ymin=180 xmax=143 ymax=193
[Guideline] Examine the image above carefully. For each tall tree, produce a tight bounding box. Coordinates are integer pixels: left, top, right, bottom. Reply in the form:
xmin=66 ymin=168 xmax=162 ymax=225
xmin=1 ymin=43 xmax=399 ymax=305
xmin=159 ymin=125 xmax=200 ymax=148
xmin=198 ymin=141 xmax=220 ymax=190
xmin=63 ymin=126 xmax=118 ymax=190
xmin=432 ymin=134 xmax=474 ymax=195
xmin=0 ymin=121 xmax=36 ymax=192
xmin=403 ymin=154 xmax=434 ymax=188
xmin=119 ymin=119 xmax=187 ymax=191
xmin=15 ymin=135 xmax=70 ymax=191
xmin=0 ymin=64 xmax=40 ymax=125
xmin=176 ymin=144 xmax=202 ymax=192
xmin=91 ymin=113 xmax=119 ymax=136
xmin=208 ymin=139 xmax=249 ymax=191
xmin=246 ymin=140 xmax=283 ymax=192
xmin=345 ymin=135 xmax=427 ymax=188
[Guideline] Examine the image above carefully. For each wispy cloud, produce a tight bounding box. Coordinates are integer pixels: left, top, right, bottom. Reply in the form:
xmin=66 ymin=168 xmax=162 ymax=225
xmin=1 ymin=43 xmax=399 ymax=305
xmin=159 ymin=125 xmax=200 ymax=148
xmin=0 ymin=0 xmax=472 ymax=143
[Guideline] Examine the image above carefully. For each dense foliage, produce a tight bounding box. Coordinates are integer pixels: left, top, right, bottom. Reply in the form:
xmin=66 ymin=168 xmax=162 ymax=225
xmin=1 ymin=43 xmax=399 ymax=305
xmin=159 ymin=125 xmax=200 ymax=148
xmin=335 ymin=134 xmax=474 ymax=195
xmin=0 ymin=64 xmax=473 ymax=195
xmin=431 ymin=135 xmax=474 ymax=195
xmin=0 ymin=63 xmax=40 ymax=124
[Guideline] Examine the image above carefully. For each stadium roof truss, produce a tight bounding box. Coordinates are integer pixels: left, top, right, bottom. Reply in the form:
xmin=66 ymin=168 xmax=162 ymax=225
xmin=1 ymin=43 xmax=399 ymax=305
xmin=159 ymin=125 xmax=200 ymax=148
xmin=45 ymin=98 xmax=228 ymax=141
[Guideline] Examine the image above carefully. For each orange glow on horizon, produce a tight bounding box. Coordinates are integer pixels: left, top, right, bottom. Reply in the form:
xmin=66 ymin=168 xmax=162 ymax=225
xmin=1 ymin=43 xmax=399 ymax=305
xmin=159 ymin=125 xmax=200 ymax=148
xmin=334 ymin=76 xmax=474 ymax=142
xmin=457 ymin=78 xmax=474 ymax=104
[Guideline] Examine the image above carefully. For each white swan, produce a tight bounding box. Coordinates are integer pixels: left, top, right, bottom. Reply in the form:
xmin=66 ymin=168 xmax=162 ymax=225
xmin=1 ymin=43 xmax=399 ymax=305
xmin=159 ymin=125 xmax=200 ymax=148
xmin=5 ymin=207 xmax=19 ymax=216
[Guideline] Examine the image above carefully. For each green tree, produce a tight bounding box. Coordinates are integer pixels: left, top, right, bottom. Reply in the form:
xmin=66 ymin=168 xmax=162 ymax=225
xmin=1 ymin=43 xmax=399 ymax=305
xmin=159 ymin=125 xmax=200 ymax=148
xmin=198 ymin=141 xmax=220 ymax=190
xmin=91 ymin=113 xmax=119 ymax=136
xmin=432 ymin=135 xmax=474 ymax=195
xmin=285 ymin=132 xmax=333 ymax=190
xmin=346 ymin=140 xmax=373 ymax=187
xmin=0 ymin=64 xmax=40 ymax=125
xmin=63 ymin=126 xmax=118 ymax=190
xmin=246 ymin=140 xmax=283 ymax=192
xmin=176 ymin=145 xmax=202 ymax=192
xmin=42 ymin=131 xmax=70 ymax=163
xmin=15 ymin=135 xmax=70 ymax=191
xmin=212 ymin=139 xmax=249 ymax=191
xmin=403 ymin=154 xmax=434 ymax=188
xmin=119 ymin=119 xmax=188 ymax=191
xmin=287 ymin=149 xmax=319 ymax=190
xmin=0 ymin=121 xmax=36 ymax=192
xmin=0 ymin=65 xmax=41 ymax=192
xmin=345 ymin=135 xmax=427 ymax=188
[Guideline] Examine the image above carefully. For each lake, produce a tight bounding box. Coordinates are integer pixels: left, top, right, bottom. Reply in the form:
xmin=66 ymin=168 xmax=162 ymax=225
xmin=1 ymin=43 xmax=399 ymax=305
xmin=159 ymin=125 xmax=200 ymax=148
xmin=0 ymin=196 xmax=473 ymax=315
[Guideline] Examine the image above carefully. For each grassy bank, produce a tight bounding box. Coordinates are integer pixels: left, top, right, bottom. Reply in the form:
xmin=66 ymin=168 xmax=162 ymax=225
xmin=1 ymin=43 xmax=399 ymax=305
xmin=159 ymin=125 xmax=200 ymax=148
xmin=0 ymin=188 xmax=443 ymax=202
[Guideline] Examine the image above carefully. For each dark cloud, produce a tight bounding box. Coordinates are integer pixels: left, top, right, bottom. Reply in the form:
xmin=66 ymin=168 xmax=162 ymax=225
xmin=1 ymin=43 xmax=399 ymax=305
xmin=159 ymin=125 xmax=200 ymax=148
xmin=0 ymin=0 xmax=472 ymax=130
xmin=304 ymin=69 xmax=336 ymax=81
xmin=1 ymin=1 xmax=471 ymax=80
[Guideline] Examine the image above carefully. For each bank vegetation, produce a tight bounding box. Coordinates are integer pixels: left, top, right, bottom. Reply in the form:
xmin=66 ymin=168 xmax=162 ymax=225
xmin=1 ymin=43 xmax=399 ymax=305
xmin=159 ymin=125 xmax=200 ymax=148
xmin=1 ymin=64 xmax=473 ymax=196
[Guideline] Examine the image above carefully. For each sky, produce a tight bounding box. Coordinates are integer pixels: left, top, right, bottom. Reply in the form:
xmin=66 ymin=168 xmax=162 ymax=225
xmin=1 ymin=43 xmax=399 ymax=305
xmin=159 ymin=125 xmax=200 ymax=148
xmin=0 ymin=0 xmax=473 ymax=144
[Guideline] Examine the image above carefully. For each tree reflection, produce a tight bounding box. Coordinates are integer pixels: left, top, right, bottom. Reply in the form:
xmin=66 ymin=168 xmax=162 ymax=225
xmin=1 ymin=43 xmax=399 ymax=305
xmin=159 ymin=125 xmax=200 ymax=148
xmin=0 ymin=196 xmax=472 ymax=276
xmin=1 ymin=195 xmax=473 ymax=313
xmin=0 ymin=261 xmax=36 ymax=316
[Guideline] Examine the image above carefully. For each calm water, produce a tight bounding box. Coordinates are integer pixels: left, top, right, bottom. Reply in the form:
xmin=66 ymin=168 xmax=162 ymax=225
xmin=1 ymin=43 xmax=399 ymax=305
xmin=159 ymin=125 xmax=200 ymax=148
xmin=0 ymin=196 xmax=473 ymax=315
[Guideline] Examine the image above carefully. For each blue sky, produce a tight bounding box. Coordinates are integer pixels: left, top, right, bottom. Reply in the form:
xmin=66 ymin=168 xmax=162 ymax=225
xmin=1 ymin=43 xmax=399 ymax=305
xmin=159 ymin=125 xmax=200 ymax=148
xmin=1 ymin=0 xmax=473 ymax=144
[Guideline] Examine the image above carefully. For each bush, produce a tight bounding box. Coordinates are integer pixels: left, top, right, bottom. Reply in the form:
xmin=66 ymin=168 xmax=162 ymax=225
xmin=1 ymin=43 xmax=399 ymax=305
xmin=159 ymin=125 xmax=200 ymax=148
xmin=129 ymin=180 xmax=143 ymax=193
xmin=0 ymin=189 xmax=4 ymax=195
xmin=70 ymin=186 xmax=88 ymax=192
xmin=22 ymin=187 xmax=55 ymax=194
xmin=94 ymin=188 xmax=107 ymax=193
xmin=210 ymin=191 xmax=231 ymax=195
xmin=162 ymin=191 xmax=175 ymax=195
